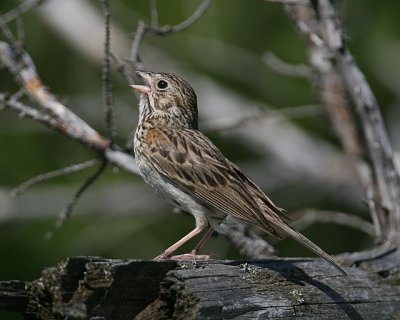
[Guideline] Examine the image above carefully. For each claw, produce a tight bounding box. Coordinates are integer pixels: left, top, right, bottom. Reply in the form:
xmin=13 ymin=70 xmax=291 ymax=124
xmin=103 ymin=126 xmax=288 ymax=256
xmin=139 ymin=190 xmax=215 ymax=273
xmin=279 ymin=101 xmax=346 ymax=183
xmin=153 ymin=252 xmax=210 ymax=261
xmin=153 ymin=253 xmax=170 ymax=261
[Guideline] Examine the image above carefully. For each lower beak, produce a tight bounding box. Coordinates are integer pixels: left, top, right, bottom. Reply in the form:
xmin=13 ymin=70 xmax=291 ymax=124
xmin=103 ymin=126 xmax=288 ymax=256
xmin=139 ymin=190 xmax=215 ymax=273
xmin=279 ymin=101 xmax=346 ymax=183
xmin=130 ymin=84 xmax=151 ymax=94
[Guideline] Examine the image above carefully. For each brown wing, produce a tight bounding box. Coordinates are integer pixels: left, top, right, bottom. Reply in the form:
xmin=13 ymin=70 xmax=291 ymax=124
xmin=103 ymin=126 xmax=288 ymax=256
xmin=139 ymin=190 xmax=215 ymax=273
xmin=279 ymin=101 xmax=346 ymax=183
xmin=142 ymin=127 xmax=350 ymax=274
xmin=228 ymin=161 xmax=291 ymax=222
xmin=142 ymin=127 xmax=280 ymax=237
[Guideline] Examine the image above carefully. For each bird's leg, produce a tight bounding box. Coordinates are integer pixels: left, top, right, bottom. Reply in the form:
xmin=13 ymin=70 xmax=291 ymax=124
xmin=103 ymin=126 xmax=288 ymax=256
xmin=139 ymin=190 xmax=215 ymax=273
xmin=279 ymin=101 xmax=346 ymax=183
xmin=190 ymin=228 xmax=214 ymax=255
xmin=154 ymin=225 xmax=207 ymax=260
xmin=164 ymin=228 xmax=215 ymax=260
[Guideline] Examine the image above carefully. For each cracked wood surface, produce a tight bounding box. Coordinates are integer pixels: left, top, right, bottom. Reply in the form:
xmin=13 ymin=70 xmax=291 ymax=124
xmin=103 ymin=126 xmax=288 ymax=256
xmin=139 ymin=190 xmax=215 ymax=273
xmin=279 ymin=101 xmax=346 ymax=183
xmin=1 ymin=249 xmax=400 ymax=319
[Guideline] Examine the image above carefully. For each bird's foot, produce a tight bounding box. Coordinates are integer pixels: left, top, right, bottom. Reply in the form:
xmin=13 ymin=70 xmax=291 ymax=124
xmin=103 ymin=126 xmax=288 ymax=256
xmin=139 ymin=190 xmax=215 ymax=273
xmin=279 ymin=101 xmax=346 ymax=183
xmin=154 ymin=250 xmax=210 ymax=261
xmin=169 ymin=253 xmax=210 ymax=260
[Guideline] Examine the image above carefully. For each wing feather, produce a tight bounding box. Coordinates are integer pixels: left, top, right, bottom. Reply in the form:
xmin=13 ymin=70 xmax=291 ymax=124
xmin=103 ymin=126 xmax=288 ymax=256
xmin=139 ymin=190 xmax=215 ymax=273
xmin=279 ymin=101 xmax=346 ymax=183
xmin=144 ymin=128 xmax=280 ymax=237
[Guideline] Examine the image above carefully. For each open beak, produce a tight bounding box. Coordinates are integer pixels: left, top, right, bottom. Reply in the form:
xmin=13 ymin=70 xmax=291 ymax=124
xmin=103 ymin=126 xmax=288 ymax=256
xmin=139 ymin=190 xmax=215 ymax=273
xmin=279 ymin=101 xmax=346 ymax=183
xmin=130 ymin=71 xmax=152 ymax=94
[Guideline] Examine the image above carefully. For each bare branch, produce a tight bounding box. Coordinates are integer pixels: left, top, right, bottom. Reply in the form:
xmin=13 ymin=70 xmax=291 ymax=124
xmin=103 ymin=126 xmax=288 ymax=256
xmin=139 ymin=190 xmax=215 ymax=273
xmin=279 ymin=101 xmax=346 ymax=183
xmin=149 ymin=0 xmax=159 ymax=29
xmin=263 ymin=52 xmax=312 ymax=78
xmin=338 ymin=242 xmax=397 ymax=264
xmin=101 ymin=0 xmax=116 ymax=144
xmin=110 ymin=52 xmax=135 ymax=87
xmin=0 ymin=35 xmax=113 ymax=226
xmin=16 ymin=16 xmax=25 ymax=44
xmin=317 ymin=0 xmax=400 ymax=239
xmin=291 ymin=210 xmax=375 ymax=237
xmin=280 ymin=0 xmax=400 ymax=243
xmin=11 ymin=159 xmax=99 ymax=197
xmin=130 ymin=20 xmax=147 ymax=69
xmin=149 ymin=0 xmax=213 ymax=35
xmin=0 ymin=42 xmax=140 ymax=177
xmin=2 ymin=0 xmax=380 ymax=259
xmin=0 ymin=41 xmax=109 ymax=149
xmin=218 ymin=217 xmax=276 ymax=258
xmin=104 ymin=148 xmax=138 ymax=174
xmin=45 ymin=160 xmax=108 ymax=239
xmin=366 ymin=186 xmax=383 ymax=239
xmin=125 ymin=130 xmax=136 ymax=153
xmin=1 ymin=0 xmax=47 ymax=24
xmin=1 ymin=94 xmax=59 ymax=125
xmin=201 ymin=104 xmax=323 ymax=132
xmin=317 ymin=0 xmax=400 ymax=241
xmin=0 ymin=17 xmax=21 ymax=50
xmin=2 ymin=94 xmax=139 ymax=177
xmin=121 ymin=0 xmax=213 ymax=76
xmin=265 ymin=0 xmax=308 ymax=4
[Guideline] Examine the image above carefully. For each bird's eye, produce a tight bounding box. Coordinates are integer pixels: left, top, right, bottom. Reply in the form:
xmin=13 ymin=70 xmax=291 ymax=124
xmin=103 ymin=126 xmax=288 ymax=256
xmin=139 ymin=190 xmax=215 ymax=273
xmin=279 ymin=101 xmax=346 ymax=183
xmin=156 ymin=80 xmax=169 ymax=90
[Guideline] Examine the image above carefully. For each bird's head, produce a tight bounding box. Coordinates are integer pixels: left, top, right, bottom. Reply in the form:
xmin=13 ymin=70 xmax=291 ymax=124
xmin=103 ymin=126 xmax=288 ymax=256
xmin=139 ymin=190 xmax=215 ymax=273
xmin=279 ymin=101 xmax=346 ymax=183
xmin=131 ymin=71 xmax=198 ymax=129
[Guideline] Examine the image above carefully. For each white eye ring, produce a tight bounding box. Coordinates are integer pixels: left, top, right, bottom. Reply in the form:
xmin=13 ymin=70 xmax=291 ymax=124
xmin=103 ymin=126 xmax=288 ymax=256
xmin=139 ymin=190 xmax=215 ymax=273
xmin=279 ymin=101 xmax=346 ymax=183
xmin=156 ymin=79 xmax=169 ymax=90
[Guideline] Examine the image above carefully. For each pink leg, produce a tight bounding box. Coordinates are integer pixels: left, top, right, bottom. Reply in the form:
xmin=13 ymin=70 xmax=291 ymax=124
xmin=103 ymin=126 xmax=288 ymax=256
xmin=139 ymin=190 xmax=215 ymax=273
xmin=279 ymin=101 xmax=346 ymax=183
xmin=191 ymin=228 xmax=214 ymax=255
xmin=154 ymin=225 xmax=205 ymax=260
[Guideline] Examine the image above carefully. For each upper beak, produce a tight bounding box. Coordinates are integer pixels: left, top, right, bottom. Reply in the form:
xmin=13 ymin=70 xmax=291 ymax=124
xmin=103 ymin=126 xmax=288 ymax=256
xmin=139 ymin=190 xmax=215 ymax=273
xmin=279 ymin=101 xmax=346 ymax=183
xmin=130 ymin=71 xmax=152 ymax=94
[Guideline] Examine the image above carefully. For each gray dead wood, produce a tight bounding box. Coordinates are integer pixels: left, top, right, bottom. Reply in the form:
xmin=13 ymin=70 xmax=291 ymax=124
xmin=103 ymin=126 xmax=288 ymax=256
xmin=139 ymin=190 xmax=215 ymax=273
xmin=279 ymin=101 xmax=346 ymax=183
xmin=1 ymin=248 xmax=400 ymax=319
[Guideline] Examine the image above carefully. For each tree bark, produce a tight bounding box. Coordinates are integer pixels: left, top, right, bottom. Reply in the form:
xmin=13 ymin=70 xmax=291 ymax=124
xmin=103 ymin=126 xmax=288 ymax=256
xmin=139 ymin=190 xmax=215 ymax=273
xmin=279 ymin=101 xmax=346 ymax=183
xmin=1 ymin=248 xmax=399 ymax=319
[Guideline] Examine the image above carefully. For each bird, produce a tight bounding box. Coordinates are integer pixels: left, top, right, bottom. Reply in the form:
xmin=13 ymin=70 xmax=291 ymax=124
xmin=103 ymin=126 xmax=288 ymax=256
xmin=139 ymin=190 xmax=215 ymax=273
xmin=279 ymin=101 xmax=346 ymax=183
xmin=130 ymin=71 xmax=348 ymax=275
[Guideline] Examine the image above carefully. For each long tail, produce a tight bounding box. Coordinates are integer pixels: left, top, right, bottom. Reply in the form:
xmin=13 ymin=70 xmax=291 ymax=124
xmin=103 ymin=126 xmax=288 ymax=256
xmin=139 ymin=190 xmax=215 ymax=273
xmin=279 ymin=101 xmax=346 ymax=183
xmin=271 ymin=221 xmax=349 ymax=276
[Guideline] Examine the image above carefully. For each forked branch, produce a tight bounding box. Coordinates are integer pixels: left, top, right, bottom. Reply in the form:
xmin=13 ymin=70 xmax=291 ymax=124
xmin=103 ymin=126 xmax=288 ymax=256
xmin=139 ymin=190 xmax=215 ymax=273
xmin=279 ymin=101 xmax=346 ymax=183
xmin=266 ymin=0 xmax=400 ymax=243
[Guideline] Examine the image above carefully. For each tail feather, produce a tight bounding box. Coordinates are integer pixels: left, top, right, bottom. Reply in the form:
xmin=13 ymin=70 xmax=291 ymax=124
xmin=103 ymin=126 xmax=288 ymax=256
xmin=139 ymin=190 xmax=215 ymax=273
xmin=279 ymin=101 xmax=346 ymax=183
xmin=272 ymin=221 xmax=349 ymax=276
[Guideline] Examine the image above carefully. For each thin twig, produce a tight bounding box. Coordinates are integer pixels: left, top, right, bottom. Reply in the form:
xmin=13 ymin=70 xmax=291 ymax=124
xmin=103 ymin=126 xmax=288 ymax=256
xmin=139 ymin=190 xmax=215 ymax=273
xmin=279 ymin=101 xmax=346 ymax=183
xmin=1 ymin=94 xmax=56 ymax=124
xmin=149 ymin=0 xmax=159 ymax=29
xmin=16 ymin=16 xmax=25 ymax=44
xmin=265 ymin=0 xmax=308 ymax=4
xmin=150 ymin=0 xmax=213 ymax=35
xmin=127 ymin=0 xmax=213 ymax=72
xmin=11 ymin=159 xmax=99 ymax=196
xmin=101 ymin=0 xmax=116 ymax=145
xmin=45 ymin=159 xmax=108 ymax=239
xmin=263 ymin=52 xmax=312 ymax=79
xmin=201 ymin=104 xmax=323 ymax=132
xmin=1 ymin=0 xmax=46 ymax=24
xmin=130 ymin=20 xmax=147 ymax=71
xmin=291 ymin=210 xmax=375 ymax=237
xmin=337 ymin=242 xmax=397 ymax=264
xmin=125 ymin=130 xmax=136 ymax=153
xmin=166 ymin=0 xmax=212 ymax=33
xmin=0 ymin=17 xmax=21 ymax=54
xmin=365 ymin=186 xmax=382 ymax=239
xmin=111 ymin=52 xmax=135 ymax=86
xmin=9 ymin=88 xmax=25 ymax=101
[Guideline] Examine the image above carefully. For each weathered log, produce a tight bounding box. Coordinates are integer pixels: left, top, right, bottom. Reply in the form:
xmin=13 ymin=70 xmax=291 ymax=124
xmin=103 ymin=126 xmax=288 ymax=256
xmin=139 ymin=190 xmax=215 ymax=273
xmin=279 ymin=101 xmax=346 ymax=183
xmin=1 ymin=248 xmax=400 ymax=319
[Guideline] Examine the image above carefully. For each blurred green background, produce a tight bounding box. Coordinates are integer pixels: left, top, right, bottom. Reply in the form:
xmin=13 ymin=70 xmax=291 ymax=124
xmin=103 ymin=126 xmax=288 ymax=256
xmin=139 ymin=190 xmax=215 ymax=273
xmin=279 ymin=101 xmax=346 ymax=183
xmin=1 ymin=0 xmax=400 ymax=318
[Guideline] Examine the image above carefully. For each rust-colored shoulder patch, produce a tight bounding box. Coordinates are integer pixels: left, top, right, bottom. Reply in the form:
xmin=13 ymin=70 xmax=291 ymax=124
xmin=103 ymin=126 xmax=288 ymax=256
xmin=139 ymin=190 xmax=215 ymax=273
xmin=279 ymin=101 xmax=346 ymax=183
xmin=146 ymin=128 xmax=169 ymax=145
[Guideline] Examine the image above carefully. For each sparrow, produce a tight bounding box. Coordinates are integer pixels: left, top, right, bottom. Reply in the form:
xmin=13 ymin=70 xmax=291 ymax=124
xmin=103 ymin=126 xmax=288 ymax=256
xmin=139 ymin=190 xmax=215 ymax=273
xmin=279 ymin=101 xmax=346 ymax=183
xmin=131 ymin=71 xmax=348 ymax=275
